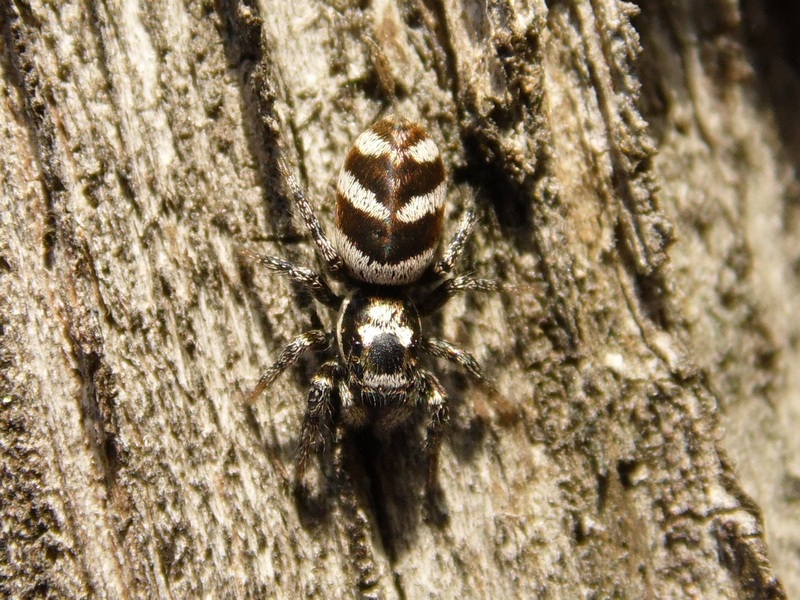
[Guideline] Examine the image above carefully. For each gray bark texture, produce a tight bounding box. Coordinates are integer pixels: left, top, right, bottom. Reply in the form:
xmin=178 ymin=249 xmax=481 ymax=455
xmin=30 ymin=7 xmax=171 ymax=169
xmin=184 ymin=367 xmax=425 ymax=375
xmin=1 ymin=0 xmax=797 ymax=598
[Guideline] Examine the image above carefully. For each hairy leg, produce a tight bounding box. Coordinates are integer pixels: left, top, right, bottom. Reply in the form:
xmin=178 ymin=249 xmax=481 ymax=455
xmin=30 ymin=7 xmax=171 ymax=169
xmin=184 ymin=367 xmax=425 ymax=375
xmin=421 ymin=336 xmax=487 ymax=384
xmin=418 ymin=274 xmax=502 ymax=315
xmin=278 ymin=158 xmax=345 ymax=277
xmin=337 ymin=379 xmax=369 ymax=428
xmin=246 ymin=330 xmax=332 ymax=403
xmin=296 ymin=361 xmax=341 ymax=479
xmin=434 ymin=207 xmax=477 ymax=276
xmin=239 ymin=249 xmax=341 ymax=308
xmin=419 ymin=369 xmax=449 ymax=485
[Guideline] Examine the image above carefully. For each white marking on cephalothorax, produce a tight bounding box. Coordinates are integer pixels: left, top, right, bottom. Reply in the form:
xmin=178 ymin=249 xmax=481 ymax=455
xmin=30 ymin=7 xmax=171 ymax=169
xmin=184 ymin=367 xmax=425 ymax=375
xmin=358 ymin=303 xmax=415 ymax=346
xmin=362 ymin=372 xmax=409 ymax=390
xmin=363 ymin=301 xmax=400 ymax=328
xmin=397 ymin=183 xmax=446 ymax=223
xmin=407 ymin=138 xmax=440 ymax=164
xmin=337 ymin=170 xmax=391 ymax=221
xmin=333 ymin=230 xmax=436 ymax=285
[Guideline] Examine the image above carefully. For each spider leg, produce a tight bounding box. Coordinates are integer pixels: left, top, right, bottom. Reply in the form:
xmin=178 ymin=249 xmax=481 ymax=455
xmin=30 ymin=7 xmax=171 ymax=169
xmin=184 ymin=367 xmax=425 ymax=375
xmin=418 ymin=274 xmax=502 ymax=315
xmin=278 ymin=158 xmax=346 ymax=277
xmin=434 ymin=207 xmax=477 ymax=276
xmin=421 ymin=336 xmax=487 ymax=384
xmin=338 ymin=378 xmax=368 ymax=428
xmin=296 ymin=360 xmax=342 ymax=480
xmin=246 ymin=330 xmax=332 ymax=403
xmin=419 ymin=369 xmax=449 ymax=484
xmin=239 ymin=249 xmax=341 ymax=309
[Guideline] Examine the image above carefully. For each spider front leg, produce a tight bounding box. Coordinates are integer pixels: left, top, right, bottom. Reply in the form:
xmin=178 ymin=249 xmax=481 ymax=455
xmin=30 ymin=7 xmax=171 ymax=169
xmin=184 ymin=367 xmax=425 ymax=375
xmin=419 ymin=369 xmax=449 ymax=484
xmin=296 ymin=361 xmax=342 ymax=480
xmin=246 ymin=331 xmax=332 ymax=403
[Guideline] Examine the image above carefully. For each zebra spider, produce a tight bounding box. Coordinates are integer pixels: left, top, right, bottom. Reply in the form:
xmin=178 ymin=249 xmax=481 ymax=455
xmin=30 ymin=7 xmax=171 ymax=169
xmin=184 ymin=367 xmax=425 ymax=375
xmin=244 ymin=116 xmax=498 ymax=481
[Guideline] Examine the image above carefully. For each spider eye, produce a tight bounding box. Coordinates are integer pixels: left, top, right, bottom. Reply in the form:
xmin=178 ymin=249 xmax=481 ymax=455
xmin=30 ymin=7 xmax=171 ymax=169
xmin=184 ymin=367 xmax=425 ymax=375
xmin=349 ymin=338 xmax=363 ymax=356
xmin=369 ymin=333 xmax=407 ymax=373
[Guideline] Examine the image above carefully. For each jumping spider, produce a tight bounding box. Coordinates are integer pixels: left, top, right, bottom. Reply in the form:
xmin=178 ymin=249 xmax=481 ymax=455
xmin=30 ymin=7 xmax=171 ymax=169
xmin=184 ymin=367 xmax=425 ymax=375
xmin=244 ymin=116 xmax=499 ymax=482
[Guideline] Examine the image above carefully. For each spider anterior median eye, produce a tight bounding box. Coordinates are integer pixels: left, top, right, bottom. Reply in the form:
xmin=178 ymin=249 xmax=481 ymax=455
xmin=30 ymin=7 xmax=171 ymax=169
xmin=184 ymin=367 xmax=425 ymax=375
xmin=371 ymin=334 xmax=405 ymax=371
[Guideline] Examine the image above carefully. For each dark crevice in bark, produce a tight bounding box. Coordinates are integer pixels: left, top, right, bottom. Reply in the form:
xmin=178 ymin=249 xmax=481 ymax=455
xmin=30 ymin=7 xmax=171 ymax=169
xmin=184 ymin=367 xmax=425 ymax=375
xmin=742 ymin=0 xmax=800 ymax=179
xmin=412 ymin=1 xmax=460 ymax=103
xmin=1 ymin=2 xmax=62 ymax=269
xmin=213 ymin=0 xmax=289 ymax=237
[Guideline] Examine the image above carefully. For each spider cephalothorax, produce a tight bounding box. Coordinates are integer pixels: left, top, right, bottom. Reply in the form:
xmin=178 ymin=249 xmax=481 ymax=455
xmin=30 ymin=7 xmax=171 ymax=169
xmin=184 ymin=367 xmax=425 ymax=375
xmin=244 ymin=116 xmax=497 ymax=480
xmin=337 ymin=291 xmax=421 ymax=403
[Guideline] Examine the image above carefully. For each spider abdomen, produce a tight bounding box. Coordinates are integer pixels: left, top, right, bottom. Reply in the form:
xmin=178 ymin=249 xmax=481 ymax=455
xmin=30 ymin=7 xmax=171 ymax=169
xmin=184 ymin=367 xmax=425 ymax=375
xmin=334 ymin=116 xmax=446 ymax=286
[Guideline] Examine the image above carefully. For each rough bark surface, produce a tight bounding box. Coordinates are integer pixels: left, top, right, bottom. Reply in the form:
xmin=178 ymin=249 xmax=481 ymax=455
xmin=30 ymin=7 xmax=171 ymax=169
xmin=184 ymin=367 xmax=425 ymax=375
xmin=1 ymin=0 xmax=797 ymax=598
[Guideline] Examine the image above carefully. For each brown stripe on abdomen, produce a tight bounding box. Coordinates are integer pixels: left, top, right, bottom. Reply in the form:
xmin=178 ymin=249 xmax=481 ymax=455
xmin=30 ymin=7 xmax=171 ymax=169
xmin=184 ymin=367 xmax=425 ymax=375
xmin=342 ymin=147 xmax=445 ymax=213
xmin=336 ymin=192 xmax=443 ymax=265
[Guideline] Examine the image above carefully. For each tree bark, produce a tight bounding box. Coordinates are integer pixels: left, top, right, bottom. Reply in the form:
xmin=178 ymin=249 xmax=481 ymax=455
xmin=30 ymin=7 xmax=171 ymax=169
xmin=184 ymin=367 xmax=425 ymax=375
xmin=1 ymin=0 xmax=797 ymax=597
